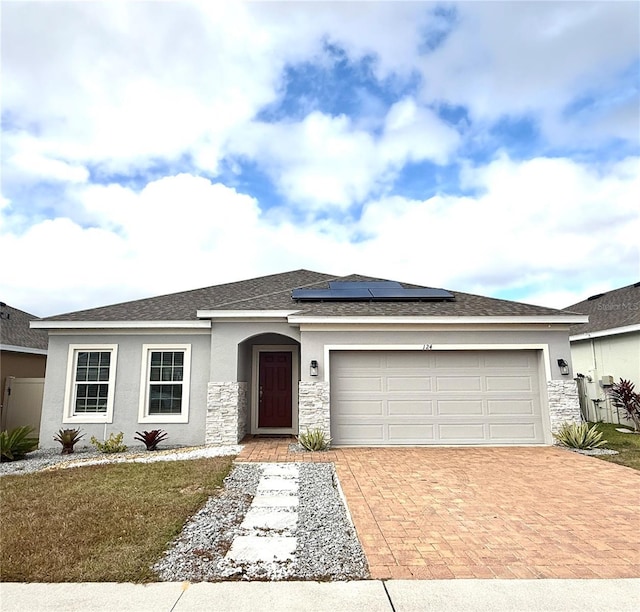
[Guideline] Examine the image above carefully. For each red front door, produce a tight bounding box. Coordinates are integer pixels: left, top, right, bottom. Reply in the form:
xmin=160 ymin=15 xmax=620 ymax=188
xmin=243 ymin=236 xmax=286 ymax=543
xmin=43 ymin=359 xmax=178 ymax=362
xmin=258 ymin=352 xmax=292 ymax=428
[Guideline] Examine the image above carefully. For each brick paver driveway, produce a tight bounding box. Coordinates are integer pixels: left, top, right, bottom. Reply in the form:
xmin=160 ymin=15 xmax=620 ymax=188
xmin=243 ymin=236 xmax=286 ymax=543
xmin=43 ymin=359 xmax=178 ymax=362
xmin=238 ymin=439 xmax=640 ymax=580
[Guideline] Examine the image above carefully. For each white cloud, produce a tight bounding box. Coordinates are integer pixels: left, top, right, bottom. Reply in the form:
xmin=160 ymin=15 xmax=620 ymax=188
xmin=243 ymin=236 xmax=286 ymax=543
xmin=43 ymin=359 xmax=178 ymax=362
xmin=249 ymin=1 xmax=432 ymax=80
xmin=1 ymin=2 xmax=638 ymax=316
xmin=5 ymin=136 xmax=89 ymax=184
xmin=1 ymin=2 xmax=286 ymax=174
xmin=228 ymin=98 xmax=460 ymax=209
xmin=418 ymin=2 xmax=640 ymax=144
xmin=355 ymin=154 xmax=640 ymax=300
xmin=0 ymin=174 xmax=353 ymax=315
xmin=3 ymin=156 xmax=637 ymax=315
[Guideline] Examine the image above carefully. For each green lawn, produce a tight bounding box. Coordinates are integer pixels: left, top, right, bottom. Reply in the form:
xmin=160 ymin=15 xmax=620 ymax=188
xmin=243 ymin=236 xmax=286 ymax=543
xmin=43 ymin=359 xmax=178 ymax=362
xmin=592 ymin=422 xmax=640 ymax=471
xmin=0 ymin=456 xmax=234 ymax=582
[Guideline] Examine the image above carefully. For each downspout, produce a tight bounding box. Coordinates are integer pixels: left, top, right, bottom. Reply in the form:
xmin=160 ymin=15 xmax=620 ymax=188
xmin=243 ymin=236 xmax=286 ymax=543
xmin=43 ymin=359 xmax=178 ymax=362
xmin=590 ymin=338 xmax=601 ymax=423
xmin=590 ymin=337 xmax=617 ymax=425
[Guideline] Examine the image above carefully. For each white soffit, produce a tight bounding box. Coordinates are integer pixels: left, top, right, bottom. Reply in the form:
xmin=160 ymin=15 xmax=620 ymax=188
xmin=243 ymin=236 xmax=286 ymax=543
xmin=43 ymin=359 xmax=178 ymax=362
xmin=0 ymin=344 xmax=48 ymax=355
xmin=570 ymin=323 xmax=640 ymax=341
xmin=30 ymin=320 xmax=211 ymax=330
xmin=197 ymin=310 xmax=300 ymax=320
xmin=287 ymin=315 xmax=589 ymax=325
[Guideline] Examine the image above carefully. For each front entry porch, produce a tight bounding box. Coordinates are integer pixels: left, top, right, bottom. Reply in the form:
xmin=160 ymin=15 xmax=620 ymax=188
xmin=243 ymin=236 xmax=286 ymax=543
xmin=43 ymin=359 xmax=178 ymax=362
xmin=250 ymin=345 xmax=299 ymax=435
xmin=206 ymin=333 xmax=320 ymax=445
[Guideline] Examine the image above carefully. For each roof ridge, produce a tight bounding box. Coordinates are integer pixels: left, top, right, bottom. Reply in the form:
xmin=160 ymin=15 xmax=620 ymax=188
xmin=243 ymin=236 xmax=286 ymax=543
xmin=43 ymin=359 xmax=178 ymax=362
xmin=210 ymin=272 xmax=344 ymax=308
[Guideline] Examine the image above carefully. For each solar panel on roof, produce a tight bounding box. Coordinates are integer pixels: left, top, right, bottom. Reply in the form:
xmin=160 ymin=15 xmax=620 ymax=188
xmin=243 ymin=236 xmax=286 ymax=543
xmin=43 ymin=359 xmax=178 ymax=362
xmin=326 ymin=289 xmax=371 ymax=299
xmin=292 ymin=282 xmax=455 ymax=302
xmin=369 ymin=288 xmax=454 ymax=300
xmin=291 ymin=289 xmax=333 ymax=300
xmin=329 ymin=281 xmax=402 ymax=289
xmin=292 ymin=288 xmax=372 ymax=300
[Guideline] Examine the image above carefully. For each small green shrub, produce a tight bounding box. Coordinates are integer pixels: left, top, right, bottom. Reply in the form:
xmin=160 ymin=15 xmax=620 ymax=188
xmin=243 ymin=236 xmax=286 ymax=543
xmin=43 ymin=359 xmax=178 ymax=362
xmin=134 ymin=429 xmax=168 ymax=451
xmin=53 ymin=428 xmax=84 ymax=455
xmin=298 ymin=428 xmax=331 ymax=451
xmin=90 ymin=432 xmax=128 ymax=454
xmin=0 ymin=426 xmax=39 ymax=462
xmin=554 ymin=422 xmax=607 ymax=450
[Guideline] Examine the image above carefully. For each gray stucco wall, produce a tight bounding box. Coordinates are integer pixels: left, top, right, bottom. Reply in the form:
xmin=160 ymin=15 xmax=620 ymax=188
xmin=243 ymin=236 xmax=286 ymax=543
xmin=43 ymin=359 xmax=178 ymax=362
xmin=299 ymin=327 xmax=575 ymax=382
xmin=39 ymin=332 xmax=211 ymax=449
xmin=209 ymin=322 xmax=300 ymax=381
xmin=40 ymin=322 xmax=579 ymax=449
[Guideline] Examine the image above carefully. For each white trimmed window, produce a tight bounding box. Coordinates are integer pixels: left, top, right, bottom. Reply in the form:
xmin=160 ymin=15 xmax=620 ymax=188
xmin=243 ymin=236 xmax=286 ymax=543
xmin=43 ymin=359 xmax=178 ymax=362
xmin=63 ymin=345 xmax=117 ymax=423
xmin=139 ymin=344 xmax=191 ymax=423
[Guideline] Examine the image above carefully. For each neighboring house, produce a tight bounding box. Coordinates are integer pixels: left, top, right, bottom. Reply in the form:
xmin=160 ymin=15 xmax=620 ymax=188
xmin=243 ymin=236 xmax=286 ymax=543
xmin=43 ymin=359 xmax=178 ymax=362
xmin=564 ymin=282 xmax=640 ymax=425
xmin=0 ymin=303 xmax=49 ymax=432
xmin=32 ymin=270 xmax=587 ymax=448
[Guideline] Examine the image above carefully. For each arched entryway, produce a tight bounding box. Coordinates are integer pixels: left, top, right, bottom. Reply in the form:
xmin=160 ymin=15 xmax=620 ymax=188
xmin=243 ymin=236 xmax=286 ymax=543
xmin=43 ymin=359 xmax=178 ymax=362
xmin=238 ymin=333 xmax=300 ymax=435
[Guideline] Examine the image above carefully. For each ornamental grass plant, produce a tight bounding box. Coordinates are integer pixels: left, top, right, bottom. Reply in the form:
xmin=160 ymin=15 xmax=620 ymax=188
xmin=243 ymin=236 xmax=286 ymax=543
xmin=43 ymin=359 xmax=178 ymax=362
xmin=553 ymin=421 xmax=607 ymax=450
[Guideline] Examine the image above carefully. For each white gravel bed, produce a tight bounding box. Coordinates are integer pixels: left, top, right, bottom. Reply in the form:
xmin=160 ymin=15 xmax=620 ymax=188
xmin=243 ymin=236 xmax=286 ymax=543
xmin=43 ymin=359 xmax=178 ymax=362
xmin=153 ymin=462 xmax=369 ymax=582
xmin=294 ymin=462 xmax=368 ymax=580
xmin=564 ymin=447 xmax=619 ymax=456
xmin=0 ymin=445 xmax=241 ymax=476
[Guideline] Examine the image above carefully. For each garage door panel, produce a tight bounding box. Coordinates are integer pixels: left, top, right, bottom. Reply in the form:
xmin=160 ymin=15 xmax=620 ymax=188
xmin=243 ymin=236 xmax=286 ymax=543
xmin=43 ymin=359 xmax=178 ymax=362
xmin=334 ymin=376 xmax=383 ymax=392
xmin=388 ymin=424 xmax=435 ymax=442
xmin=488 ymin=423 xmax=540 ymax=440
xmin=341 ymin=352 xmax=384 ymax=367
xmin=486 ymin=376 xmax=533 ymax=391
xmin=488 ymin=400 xmax=535 ymax=415
xmin=338 ymin=400 xmax=384 ymax=416
xmin=384 ymin=352 xmax=433 ymax=368
xmin=483 ymin=352 xmax=534 ymax=367
xmin=438 ymin=423 xmax=486 ymax=440
xmin=387 ymin=376 xmax=432 ymax=392
xmin=388 ymin=400 xmax=433 ymax=416
xmin=436 ymin=376 xmax=482 ymax=392
xmin=434 ymin=352 xmax=481 ymax=368
xmin=333 ymin=423 xmax=384 ymax=443
xmin=436 ymin=400 xmax=484 ymax=415
xmin=330 ymin=350 xmax=544 ymax=446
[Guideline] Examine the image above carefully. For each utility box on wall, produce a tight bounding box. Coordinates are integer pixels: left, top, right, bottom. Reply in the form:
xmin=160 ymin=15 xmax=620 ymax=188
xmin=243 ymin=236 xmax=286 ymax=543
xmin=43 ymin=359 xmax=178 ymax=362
xmin=600 ymin=375 xmax=615 ymax=387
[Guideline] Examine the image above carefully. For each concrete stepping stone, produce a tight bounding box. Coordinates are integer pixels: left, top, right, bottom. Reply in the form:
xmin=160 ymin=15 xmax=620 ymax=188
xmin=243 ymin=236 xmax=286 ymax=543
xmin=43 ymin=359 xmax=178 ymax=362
xmin=226 ymin=535 xmax=296 ymax=562
xmin=261 ymin=464 xmax=299 ymax=478
xmin=251 ymin=494 xmax=298 ymax=508
xmin=256 ymin=477 xmax=299 ymax=493
xmin=241 ymin=508 xmax=298 ymax=532
xmin=223 ymin=463 xmax=301 ymax=570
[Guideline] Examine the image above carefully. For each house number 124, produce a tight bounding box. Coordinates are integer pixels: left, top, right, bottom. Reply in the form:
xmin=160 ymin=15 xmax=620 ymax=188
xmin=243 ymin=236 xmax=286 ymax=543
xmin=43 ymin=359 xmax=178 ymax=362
xmin=423 ymin=344 xmax=433 ymax=350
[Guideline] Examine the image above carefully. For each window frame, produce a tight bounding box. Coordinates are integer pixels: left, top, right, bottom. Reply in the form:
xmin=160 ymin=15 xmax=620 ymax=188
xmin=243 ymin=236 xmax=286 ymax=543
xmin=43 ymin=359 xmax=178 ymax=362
xmin=138 ymin=344 xmax=191 ymax=424
xmin=63 ymin=344 xmax=118 ymax=424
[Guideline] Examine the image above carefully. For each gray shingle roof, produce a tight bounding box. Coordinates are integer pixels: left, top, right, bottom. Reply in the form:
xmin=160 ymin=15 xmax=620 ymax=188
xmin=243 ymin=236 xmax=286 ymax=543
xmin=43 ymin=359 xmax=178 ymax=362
xmin=0 ymin=304 xmax=49 ymax=350
xmin=38 ymin=269 xmax=573 ymax=323
xmin=564 ymin=282 xmax=640 ymax=335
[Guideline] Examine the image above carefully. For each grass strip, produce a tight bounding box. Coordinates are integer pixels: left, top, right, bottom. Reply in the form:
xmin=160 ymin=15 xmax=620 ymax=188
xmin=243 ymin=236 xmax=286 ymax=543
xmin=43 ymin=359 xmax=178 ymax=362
xmin=0 ymin=456 xmax=233 ymax=582
xmin=593 ymin=422 xmax=640 ymax=471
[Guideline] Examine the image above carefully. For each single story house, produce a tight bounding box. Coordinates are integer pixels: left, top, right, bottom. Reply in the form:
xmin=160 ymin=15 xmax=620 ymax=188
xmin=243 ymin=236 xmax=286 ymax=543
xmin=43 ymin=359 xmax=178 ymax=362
xmin=1 ymin=303 xmax=48 ymax=432
xmin=32 ymin=270 xmax=587 ymax=448
xmin=564 ymin=282 xmax=640 ymax=424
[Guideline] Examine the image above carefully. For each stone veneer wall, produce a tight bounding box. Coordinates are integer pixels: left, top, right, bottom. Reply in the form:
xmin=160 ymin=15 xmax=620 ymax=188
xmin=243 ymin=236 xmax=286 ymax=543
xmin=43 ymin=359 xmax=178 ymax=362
xmin=205 ymin=382 xmax=248 ymax=445
xmin=547 ymin=379 xmax=581 ymax=433
xmin=237 ymin=382 xmax=248 ymax=442
xmin=298 ymin=381 xmax=330 ymax=440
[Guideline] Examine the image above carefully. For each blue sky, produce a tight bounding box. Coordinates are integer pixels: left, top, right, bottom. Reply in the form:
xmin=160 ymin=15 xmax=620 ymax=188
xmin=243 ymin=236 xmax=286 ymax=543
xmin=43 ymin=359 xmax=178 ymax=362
xmin=1 ymin=1 xmax=638 ymax=317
